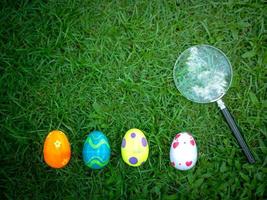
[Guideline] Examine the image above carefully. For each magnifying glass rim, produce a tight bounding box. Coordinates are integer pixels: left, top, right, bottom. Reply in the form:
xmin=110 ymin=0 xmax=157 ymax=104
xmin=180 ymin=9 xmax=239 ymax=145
xmin=173 ymin=44 xmax=233 ymax=104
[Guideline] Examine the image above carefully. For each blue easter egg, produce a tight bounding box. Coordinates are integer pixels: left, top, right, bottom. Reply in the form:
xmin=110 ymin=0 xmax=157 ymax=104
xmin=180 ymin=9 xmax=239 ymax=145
xmin=82 ymin=130 xmax=111 ymax=169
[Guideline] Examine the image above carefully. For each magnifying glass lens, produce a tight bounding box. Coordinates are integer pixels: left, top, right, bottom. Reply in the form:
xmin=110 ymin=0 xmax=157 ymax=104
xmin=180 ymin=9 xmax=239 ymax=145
xmin=173 ymin=45 xmax=232 ymax=103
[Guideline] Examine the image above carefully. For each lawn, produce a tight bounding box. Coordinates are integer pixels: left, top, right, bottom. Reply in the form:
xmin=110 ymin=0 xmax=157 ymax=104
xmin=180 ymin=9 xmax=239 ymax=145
xmin=0 ymin=0 xmax=266 ymax=199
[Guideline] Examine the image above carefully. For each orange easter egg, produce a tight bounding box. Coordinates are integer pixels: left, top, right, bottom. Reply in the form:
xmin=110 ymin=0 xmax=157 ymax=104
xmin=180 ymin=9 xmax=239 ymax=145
xmin=43 ymin=130 xmax=71 ymax=168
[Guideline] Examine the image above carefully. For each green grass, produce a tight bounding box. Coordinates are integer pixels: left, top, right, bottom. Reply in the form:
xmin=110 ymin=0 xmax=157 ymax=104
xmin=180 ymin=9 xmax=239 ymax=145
xmin=1 ymin=0 xmax=266 ymax=199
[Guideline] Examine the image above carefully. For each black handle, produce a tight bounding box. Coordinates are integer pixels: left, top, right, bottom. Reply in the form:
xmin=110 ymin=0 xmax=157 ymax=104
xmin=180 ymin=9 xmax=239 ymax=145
xmin=218 ymin=100 xmax=255 ymax=163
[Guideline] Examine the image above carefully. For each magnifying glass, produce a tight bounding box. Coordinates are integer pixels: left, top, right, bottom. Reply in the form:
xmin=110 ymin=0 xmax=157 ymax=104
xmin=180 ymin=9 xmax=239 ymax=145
xmin=173 ymin=45 xmax=255 ymax=163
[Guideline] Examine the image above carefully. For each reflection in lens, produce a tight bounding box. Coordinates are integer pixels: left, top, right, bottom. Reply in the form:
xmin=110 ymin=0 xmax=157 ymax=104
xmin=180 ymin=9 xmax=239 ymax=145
xmin=173 ymin=45 xmax=232 ymax=103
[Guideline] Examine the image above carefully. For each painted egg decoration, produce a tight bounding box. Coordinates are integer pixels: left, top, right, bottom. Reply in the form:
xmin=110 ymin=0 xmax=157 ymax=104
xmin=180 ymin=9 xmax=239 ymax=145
xmin=121 ymin=128 xmax=149 ymax=167
xmin=82 ymin=130 xmax=111 ymax=169
xmin=43 ymin=130 xmax=71 ymax=169
xmin=170 ymin=132 xmax=197 ymax=170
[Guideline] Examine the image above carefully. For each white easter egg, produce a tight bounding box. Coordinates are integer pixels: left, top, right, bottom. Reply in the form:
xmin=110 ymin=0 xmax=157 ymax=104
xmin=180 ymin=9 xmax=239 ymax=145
xmin=170 ymin=132 xmax=197 ymax=170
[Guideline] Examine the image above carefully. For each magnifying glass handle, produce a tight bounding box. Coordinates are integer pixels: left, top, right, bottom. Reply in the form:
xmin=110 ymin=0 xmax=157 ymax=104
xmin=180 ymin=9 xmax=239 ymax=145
xmin=217 ymin=99 xmax=255 ymax=164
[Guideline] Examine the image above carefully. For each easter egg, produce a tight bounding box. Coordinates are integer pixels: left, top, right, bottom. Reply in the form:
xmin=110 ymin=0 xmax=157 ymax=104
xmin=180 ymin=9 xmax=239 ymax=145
xmin=121 ymin=128 xmax=149 ymax=167
xmin=170 ymin=132 xmax=197 ymax=170
xmin=82 ymin=130 xmax=111 ymax=169
xmin=43 ymin=130 xmax=71 ymax=169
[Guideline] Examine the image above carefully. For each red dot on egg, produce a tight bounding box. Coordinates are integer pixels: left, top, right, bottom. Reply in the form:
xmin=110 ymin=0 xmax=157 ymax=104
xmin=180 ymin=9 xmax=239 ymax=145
xmin=173 ymin=142 xmax=179 ymax=149
xmin=186 ymin=161 xmax=192 ymax=166
xmin=175 ymin=133 xmax=181 ymax=139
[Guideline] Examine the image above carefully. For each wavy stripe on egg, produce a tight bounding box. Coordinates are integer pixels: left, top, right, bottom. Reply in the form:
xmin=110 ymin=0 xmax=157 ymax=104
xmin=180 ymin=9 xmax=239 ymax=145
xmin=86 ymin=137 xmax=110 ymax=149
xmin=86 ymin=156 xmax=109 ymax=168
